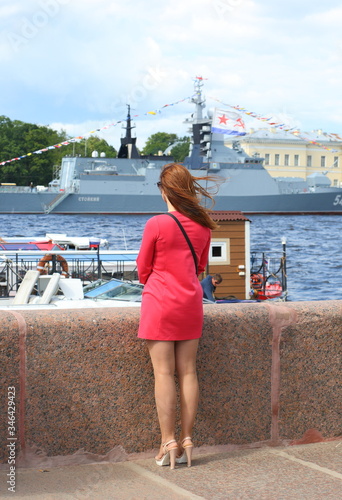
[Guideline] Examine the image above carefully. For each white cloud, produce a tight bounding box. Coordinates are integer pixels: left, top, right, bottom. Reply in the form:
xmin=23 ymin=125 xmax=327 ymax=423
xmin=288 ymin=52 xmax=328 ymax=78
xmin=0 ymin=4 xmax=22 ymax=18
xmin=305 ymin=6 xmax=342 ymax=26
xmin=0 ymin=0 xmax=341 ymax=147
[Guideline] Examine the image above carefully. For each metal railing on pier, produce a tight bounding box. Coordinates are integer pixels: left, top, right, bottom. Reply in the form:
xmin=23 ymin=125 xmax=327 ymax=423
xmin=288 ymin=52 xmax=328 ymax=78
xmin=0 ymin=249 xmax=138 ymax=297
xmin=250 ymin=243 xmax=287 ymax=301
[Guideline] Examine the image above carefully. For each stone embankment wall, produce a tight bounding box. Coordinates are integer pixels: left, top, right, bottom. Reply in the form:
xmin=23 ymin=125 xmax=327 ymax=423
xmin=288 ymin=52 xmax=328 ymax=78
xmin=0 ymin=301 xmax=341 ymax=467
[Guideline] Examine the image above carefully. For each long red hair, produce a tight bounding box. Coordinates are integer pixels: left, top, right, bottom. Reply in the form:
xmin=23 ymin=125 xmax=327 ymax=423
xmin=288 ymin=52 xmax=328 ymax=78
xmin=159 ymin=163 xmax=220 ymax=230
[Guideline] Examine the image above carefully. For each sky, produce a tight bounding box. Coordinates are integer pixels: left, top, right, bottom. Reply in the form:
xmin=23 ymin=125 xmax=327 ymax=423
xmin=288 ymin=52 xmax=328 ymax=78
xmin=0 ymin=0 xmax=342 ymax=153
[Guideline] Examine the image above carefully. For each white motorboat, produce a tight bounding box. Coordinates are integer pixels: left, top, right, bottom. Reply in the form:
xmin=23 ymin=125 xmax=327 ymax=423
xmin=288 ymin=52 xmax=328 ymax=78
xmin=0 ymin=272 xmax=142 ymax=309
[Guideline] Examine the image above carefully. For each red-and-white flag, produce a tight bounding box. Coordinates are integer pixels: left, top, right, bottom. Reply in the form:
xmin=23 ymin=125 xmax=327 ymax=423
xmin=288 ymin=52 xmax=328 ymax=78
xmin=211 ymin=108 xmax=246 ymax=136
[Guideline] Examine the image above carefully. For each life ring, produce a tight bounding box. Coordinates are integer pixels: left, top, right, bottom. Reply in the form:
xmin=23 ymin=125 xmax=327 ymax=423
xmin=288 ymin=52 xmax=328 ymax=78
xmin=37 ymin=254 xmax=69 ymax=277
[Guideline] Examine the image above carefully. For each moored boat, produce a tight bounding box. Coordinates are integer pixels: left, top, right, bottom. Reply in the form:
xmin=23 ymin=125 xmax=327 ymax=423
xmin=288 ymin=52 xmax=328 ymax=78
xmin=0 ymin=233 xmax=108 ymax=250
xmin=250 ymin=273 xmax=283 ymax=300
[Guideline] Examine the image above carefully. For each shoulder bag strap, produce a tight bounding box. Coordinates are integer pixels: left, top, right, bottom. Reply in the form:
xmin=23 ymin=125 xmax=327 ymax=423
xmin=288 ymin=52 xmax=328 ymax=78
xmin=165 ymin=213 xmax=198 ymax=274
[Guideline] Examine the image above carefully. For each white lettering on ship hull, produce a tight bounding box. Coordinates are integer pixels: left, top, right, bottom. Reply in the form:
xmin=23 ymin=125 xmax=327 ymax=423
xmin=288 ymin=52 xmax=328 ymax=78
xmin=78 ymin=197 xmax=100 ymax=202
xmin=333 ymin=195 xmax=342 ymax=206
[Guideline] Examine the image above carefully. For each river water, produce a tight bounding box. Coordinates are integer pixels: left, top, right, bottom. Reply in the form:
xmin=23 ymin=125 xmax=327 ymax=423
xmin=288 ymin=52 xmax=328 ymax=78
xmin=1 ymin=214 xmax=341 ymax=302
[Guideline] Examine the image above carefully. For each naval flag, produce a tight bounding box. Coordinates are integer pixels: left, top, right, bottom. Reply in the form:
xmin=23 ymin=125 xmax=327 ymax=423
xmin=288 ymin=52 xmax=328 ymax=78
xmin=211 ymin=108 xmax=246 ymax=136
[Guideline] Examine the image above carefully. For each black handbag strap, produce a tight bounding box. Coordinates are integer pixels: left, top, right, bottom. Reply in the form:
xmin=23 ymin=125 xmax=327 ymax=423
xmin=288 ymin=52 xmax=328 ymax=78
xmin=165 ymin=213 xmax=198 ymax=274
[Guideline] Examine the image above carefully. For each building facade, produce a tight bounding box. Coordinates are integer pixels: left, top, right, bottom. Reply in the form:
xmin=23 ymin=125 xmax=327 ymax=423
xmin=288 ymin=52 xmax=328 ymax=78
xmin=226 ymin=128 xmax=342 ymax=188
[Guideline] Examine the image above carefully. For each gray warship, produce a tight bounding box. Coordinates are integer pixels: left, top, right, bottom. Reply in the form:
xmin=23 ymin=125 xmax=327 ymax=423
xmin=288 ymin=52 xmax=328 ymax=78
xmin=1 ymin=80 xmax=342 ymax=214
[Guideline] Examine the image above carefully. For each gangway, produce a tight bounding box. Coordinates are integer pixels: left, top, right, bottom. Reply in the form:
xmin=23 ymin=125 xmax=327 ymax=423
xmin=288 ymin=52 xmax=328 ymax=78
xmin=43 ymin=190 xmax=70 ymax=213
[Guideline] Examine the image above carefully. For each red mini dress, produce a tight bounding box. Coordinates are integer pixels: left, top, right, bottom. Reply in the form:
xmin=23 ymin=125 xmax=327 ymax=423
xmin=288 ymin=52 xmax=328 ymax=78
xmin=137 ymin=211 xmax=211 ymax=341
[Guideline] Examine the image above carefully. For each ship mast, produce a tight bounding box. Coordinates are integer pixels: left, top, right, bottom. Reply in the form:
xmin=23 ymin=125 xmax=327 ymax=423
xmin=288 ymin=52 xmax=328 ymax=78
xmin=184 ymin=78 xmax=212 ymax=168
xmin=117 ymin=104 xmax=140 ymax=159
xmin=190 ymin=78 xmax=206 ymax=123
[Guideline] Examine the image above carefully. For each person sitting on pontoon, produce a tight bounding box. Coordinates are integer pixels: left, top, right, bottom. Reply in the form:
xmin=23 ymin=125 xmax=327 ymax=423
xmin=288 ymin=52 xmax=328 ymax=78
xmin=200 ymin=273 xmax=222 ymax=302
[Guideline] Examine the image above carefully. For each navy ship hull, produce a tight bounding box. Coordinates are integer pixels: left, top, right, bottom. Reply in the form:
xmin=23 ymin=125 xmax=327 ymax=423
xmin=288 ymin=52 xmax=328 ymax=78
xmin=1 ymin=189 xmax=342 ymax=214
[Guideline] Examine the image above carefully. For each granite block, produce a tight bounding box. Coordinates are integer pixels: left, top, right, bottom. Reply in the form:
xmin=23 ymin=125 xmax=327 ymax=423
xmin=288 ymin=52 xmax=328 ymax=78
xmin=197 ymin=304 xmax=272 ymax=446
xmin=271 ymin=301 xmax=342 ymax=441
xmin=0 ymin=313 xmax=22 ymax=464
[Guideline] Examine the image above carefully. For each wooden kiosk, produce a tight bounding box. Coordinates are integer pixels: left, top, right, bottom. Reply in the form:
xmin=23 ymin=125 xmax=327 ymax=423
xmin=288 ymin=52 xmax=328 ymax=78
xmin=203 ymin=211 xmax=251 ymax=300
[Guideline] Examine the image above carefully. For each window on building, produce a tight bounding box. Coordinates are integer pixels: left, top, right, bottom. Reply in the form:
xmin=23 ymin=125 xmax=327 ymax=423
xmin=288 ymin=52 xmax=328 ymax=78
xmin=307 ymin=155 xmax=312 ymax=167
xmin=294 ymin=155 xmax=299 ymax=166
xmin=333 ymin=156 xmax=339 ymax=168
xmin=265 ymin=154 xmax=269 ymax=165
xmin=321 ymin=156 xmax=326 ymax=167
xmin=275 ymin=154 xmax=280 ymax=166
xmin=284 ymin=154 xmax=289 ymax=166
xmin=209 ymin=239 xmax=230 ymax=265
xmin=333 ymin=179 xmax=338 ymax=187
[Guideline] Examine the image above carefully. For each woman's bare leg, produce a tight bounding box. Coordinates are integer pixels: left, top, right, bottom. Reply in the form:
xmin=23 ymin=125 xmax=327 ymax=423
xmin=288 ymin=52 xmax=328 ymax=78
xmin=146 ymin=340 xmax=176 ymax=458
xmin=175 ymin=339 xmax=200 ymax=441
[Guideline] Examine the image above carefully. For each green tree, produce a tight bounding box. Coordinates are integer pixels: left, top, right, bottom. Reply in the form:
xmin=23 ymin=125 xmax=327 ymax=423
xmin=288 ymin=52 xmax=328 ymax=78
xmin=170 ymin=136 xmax=190 ymax=162
xmin=0 ymin=116 xmax=69 ymax=185
xmin=141 ymin=132 xmax=178 ymax=156
xmin=141 ymin=132 xmax=190 ymax=162
xmin=0 ymin=116 xmax=117 ymax=185
xmin=23 ymin=126 xmax=70 ymax=185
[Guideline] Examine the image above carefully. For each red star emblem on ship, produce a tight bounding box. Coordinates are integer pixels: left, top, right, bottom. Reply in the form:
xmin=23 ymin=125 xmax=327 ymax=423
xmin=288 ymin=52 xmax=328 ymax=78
xmin=218 ymin=114 xmax=228 ymax=124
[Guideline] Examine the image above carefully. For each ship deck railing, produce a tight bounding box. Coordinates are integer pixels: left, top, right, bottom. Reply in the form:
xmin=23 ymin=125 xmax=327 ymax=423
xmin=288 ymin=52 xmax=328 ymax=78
xmin=0 ymin=186 xmax=59 ymax=193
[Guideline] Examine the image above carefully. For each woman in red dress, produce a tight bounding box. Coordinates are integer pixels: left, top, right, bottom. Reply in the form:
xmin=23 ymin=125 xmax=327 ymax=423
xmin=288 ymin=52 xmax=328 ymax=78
xmin=137 ymin=163 xmax=218 ymax=469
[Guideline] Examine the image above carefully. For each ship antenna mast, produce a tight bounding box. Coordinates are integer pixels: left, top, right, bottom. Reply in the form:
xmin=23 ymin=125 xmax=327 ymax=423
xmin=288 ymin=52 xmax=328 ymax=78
xmin=190 ymin=77 xmax=206 ymax=123
xmin=125 ymin=104 xmax=135 ymax=141
xmin=117 ymin=104 xmax=140 ymax=159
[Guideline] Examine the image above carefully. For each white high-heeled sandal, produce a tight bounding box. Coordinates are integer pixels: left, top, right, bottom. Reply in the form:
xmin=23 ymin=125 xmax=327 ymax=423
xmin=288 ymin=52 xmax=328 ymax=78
xmin=155 ymin=439 xmax=178 ymax=469
xmin=176 ymin=437 xmax=193 ymax=467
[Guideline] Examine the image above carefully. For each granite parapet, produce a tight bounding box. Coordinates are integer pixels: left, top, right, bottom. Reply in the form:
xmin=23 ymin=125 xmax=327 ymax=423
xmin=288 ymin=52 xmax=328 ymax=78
xmin=0 ymin=301 xmax=341 ymax=467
